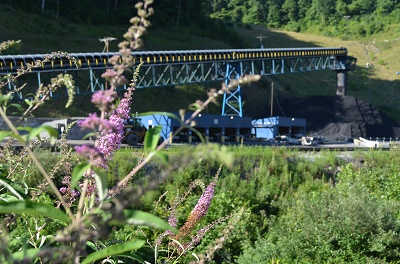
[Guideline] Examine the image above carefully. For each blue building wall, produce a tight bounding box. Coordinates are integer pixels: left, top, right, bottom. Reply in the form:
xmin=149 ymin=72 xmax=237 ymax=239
xmin=252 ymin=116 xmax=307 ymax=139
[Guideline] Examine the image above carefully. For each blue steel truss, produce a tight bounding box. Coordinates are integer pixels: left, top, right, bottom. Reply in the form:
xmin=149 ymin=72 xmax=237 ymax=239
xmin=0 ymin=47 xmax=356 ymax=117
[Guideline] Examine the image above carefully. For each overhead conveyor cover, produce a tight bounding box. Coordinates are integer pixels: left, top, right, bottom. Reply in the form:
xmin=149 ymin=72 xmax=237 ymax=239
xmin=0 ymin=47 xmax=357 ymax=117
xmin=0 ymin=47 xmax=353 ymax=74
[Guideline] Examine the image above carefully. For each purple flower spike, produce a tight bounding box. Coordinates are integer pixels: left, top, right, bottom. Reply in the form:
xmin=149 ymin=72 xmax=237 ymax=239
xmin=191 ymin=182 xmax=216 ymax=218
xmin=91 ymin=90 xmax=118 ymax=111
xmin=175 ymin=181 xmax=216 ymax=239
xmin=96 ymin=87 xmax=134 ymax=167
xmin=75 ymin=145 xmax=107 ymax=168
xmin=77 ymin=113 xmax=113 ymax=131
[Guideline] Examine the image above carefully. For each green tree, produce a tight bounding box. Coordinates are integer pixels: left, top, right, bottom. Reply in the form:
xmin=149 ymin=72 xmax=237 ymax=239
xmin=209 ymin=0 xmax=229 ymax=13
xmin=312 ymin=0 xmax=336 ymax=25
xmin=297 ymin=0 xmax=312 ymax=19
xmin=348 ymin=0 xmax=376 ymax=15
xmin=282 ymin=0 xmax=298 ymax=22
xmin=227 ymin=0 xmax=247 ymax=23
xmin=242 ymin=0 xmax=268 ymax=24
xmin=376 ymin=0 xmax=397 ymax=15
xmin=335 ymin=0 xmax=350 ymax=17
xmin=266 ymin=0 xmax=285 ymax=27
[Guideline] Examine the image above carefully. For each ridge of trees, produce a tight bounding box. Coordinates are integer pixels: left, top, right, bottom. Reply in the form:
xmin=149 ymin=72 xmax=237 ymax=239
xmin=209 ymin=0 xmax=400 ymax=38
xmin=3 ymin=0 xmax=400 ymax=40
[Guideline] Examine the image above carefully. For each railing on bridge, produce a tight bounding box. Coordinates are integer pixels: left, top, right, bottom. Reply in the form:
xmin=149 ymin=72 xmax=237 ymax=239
xmin=0 ymin=47 xmax=357 ymax=116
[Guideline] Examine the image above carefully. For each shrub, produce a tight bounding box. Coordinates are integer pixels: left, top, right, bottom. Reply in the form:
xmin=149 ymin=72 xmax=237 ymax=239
xmin=237 ymin=166 xmax=400 ymax=263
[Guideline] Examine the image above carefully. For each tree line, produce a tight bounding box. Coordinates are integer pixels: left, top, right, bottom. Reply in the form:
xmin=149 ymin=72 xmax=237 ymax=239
xmin=1 ymin=0 xmax=209 ymax=27
xmin=2 ymin=0 xmax=400 ymax=38
xmin=208 ymin=0 xmax=400 ymax=37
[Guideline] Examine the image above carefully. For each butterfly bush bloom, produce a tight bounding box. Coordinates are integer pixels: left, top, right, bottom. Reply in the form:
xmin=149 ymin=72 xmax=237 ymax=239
xmin=175 ymin=181 xmax=216 ymax=239
xmin=60 ymin=176 xmax=80 ymax=206
xmin=75 ymin=145 xmax=106 ymax=168
xmin=91 ymin=89 xmax=118 ymax=112
xmin=101 ymin=69 xmax=128 ymax=87
xmin=74 ymin=86 xmax=134 ymax=170
xmin=97 ymin=88 xmax=133 ymax=166
xmin=76 ymin=113 xmax=114 ymax=133
xmin=64 ymin=83 xmax=134 ymax=198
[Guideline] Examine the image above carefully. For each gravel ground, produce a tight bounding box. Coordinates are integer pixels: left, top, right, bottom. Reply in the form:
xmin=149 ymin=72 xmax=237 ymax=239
xmin=280 ymin=95 xmax=400 ymax=141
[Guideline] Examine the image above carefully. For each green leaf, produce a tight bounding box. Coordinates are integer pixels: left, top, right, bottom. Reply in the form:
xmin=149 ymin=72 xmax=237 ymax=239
xmin=0 ymin=194 xmax=19 ymax=202
xmin=188 ymin=102 xmax=202 ymax=111
xmin=111 ymin=210 xmax=177 ymax=233
xmin=12 ymin=248 xmax=40 ymax=261
xmin=12 ymin=133 xmax=27 ymax=144
xmin=24 ymin=99 xmax=33 ymax=106
xmin=190 ymin=127 xmax=205 ymax=143
xmin=86 ymin=241 xmax=98 ymax=252
xmin=114 ymin=253 xmax=146 ymax=263
xmin=0 ymin=175 xmax=27 ymax=200
xmin=0 ymin=131 xmax=12 ymax=142
xmin=27 ymin=125 xmax=58 ymax=142
xmin=0 ymin=201 xmax=71 ymax=224
xmin=92 ymin=167 xmax=108 ymax=201
xmin=81 ymin=239 xmax=145 ymax=264
xmin=71 ymin=162 xmax=91 ymax=189
xmin=155 ymin=151 xmax=169 ymax=163
xmin=9 ymin=103 xmax=22 ymax=112
xmin=0 ymin=93 xmax=12 ymax=102
xmin=82 ymin=132 xmax=96 ymax=140
xmin=144 ymin=125 xmax=162 ymax=153
xmin=16 ymin=126 xmax=32 ymax=133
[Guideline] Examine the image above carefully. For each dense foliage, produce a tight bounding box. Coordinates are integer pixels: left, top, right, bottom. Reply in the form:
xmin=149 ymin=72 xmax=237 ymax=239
xmin=3 ymin=0 xmax=400 ymax=39
xmin=0 ymin=0 xmax=211 ymax=29
xmin=208 ymin=0 xmax=400 ymax=38
xmin=4 ymin=144 xmax=400 ymax=263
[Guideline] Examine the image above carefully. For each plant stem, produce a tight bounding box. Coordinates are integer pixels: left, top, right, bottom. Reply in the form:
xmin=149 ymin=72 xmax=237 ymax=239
xmin=0 ymin=107 xmax=73 ymax=218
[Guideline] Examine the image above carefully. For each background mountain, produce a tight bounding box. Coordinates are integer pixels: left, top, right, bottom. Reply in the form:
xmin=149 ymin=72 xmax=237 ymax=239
xmin=1 ymin=0 xmax=400 ymax=138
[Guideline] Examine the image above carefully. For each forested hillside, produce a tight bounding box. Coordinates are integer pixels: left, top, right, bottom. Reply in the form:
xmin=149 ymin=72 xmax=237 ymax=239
xmin=209 ymin=0 xmax=400 ymax=39
xmin=3 ymin=0 xmax=399 ymax=40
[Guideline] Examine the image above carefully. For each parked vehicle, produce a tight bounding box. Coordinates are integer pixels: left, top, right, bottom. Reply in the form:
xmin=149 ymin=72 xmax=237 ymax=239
xmin=122 ymin=117 xmax=147 ymax=146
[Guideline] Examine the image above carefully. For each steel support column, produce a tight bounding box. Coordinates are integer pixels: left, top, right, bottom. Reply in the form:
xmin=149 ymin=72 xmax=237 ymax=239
xmin=222 ymin=62 xmax=243 ymax=117
xmin=89 ymin=69 xmax=104 ymax=92
xmin=336 ymin=70 xmax=348 ymax=96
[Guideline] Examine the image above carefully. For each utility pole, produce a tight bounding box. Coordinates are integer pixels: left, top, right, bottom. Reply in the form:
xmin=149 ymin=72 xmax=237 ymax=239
xmin=255 ymin=34 xmax=267 ymax=48
xmin=41 ymin=0 xmax=45 ymax=13
xmin=99 ymin=37 xmax=117 ymax=91
xmin=99 ymin=37 xmax=117 ymax=53
xmin=270 ymin=82 xmax=274 ymax=117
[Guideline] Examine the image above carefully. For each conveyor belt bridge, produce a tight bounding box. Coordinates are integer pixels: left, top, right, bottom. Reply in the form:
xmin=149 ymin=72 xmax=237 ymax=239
xmin=0 ymin=47 xmax=357 ymax=117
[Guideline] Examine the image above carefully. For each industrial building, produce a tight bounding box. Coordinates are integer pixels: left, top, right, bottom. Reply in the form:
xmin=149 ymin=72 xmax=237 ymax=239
xmin=252 ymin=116 xmax=307 ymax=140
xmin=140 ymin=112 xmax=253 ymax=143
xmin=140 ymin=113 xmax=306 ymax=143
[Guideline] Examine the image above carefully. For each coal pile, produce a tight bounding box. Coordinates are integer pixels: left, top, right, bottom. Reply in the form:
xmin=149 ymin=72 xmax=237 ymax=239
xmin=280 ymin=96 xmax=400 ymax=141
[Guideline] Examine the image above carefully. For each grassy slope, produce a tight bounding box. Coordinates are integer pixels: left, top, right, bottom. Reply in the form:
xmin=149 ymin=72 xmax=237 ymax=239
xmin=1 ymin=6 xmax=400 ymax=121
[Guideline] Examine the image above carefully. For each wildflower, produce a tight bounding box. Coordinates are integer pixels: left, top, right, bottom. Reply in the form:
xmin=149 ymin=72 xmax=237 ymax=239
xmin=101 ymin=69 xmax=118 ymax=80
xmin=96 ymin=87 xmax=134 ymax=166
xmin=168 ymin=211 xmax=178 ymax=228
xmin=175 ymin=181 xmax=216 ymax=239
xmin=101 ymin=69 xmax=128 ymax=87
xmin=77 ymin=113 xmax=114 ymax=132
xmin=59 ymin=176 xmax=80 ymax=206
xmin=74 ymin=145 xmax=106 ymax=168
xmin=91 ymin=89 xmax=118 ymax=112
